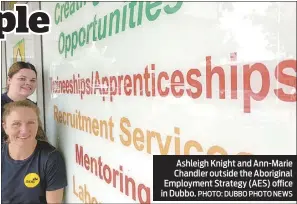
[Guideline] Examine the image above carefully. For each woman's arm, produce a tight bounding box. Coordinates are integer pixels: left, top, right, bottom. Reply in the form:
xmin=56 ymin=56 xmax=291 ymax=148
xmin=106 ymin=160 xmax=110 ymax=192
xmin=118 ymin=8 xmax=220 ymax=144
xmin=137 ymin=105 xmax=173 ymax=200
xmin=46 ymin=188 xmax=64 ymax=204
xmin=45 ymin=150 xmax=68 ymax=203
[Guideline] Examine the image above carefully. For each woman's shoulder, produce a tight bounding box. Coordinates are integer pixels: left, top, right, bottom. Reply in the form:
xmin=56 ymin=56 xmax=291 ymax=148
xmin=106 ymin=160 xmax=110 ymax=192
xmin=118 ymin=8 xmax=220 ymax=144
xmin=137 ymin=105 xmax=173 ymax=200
xmin=1 ymin=92 xmax=8 ymax=99
xmin=37 ymin=140 xmax=56 ymax=150
xmin=1 ymin=92 xmax=11 ymax=105
xmin=36 ymin=141 xmax=64 ymax=160
xmin=1 ymin=93 xmax=36 ymax=108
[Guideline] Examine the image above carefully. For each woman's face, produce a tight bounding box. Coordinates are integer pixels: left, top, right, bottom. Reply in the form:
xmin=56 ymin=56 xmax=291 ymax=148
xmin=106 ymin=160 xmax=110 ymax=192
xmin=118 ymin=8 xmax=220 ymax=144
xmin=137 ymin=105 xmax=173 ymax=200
xmin=3 ymin=107 xmax=38 ymax=146
xmin=8 ymin=69 xmax=37 ymax=98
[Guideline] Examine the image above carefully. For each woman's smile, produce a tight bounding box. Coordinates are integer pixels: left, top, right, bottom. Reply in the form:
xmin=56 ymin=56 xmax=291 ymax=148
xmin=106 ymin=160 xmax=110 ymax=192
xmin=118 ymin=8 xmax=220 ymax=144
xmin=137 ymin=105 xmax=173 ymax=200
xmin=20 ymin=86 xmax=32 ymax=93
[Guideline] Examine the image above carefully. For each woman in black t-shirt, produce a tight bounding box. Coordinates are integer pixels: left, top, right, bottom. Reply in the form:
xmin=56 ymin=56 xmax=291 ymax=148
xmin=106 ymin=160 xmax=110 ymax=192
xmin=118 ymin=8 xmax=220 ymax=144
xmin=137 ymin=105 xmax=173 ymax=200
xmin=1 ymin=100 xmax=67 ymax=204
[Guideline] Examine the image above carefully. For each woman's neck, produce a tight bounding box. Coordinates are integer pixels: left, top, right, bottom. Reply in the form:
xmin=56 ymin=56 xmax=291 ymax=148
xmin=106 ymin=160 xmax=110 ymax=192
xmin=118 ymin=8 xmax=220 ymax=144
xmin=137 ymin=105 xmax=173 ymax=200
xmin=7 ymin=91 xmax=27 ymax=101
xmin=8 ymin=141 xmax=37 ymax=160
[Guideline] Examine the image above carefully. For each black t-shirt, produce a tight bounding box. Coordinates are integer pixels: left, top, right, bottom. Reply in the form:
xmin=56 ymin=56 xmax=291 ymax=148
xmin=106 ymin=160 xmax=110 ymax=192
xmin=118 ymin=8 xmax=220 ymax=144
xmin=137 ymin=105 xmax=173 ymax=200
xmin=1 ymin=140 xmax=68 ymax=204
xmin=1 ymin=92 xmax=37 ymax=144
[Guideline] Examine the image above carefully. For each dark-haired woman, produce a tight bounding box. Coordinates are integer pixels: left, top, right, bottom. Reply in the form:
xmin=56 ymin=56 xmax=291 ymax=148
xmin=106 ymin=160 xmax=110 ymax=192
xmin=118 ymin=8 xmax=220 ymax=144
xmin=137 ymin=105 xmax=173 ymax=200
xmin=1 ymin=61 xmax=47 ymax=144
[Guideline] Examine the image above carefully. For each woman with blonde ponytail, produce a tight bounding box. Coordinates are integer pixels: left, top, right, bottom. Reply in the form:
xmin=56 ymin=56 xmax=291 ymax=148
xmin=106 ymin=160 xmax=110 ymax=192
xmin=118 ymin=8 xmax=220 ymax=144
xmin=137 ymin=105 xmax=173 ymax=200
xmin=1 ymin=100 xmax=67 ymax=204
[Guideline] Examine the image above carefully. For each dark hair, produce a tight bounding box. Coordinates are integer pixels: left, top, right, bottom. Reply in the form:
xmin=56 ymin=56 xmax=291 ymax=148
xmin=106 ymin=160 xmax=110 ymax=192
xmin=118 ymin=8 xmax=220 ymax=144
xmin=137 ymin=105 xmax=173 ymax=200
xmin=2 ymin=100 xmax=48 ymax=142
xmin=8 ymin=61 xmax=37 ymax=78
xmin=6 ymin=61 xmax=37 ymax=91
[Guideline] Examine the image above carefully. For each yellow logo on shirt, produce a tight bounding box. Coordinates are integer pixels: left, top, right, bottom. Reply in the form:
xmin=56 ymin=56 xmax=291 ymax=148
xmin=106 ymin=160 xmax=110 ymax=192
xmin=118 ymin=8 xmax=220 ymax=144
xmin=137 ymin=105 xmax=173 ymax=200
xmin=24 ymin=173 xmax=40 ymax=188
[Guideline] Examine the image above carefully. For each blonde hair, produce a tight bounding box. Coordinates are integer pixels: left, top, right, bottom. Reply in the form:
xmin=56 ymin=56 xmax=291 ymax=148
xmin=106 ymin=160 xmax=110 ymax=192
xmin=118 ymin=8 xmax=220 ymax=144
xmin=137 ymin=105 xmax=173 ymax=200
xmin=2 ymin=100 xmax=48 ymax=142
xmin=7 ymin=61 xmax=37 ymax=90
